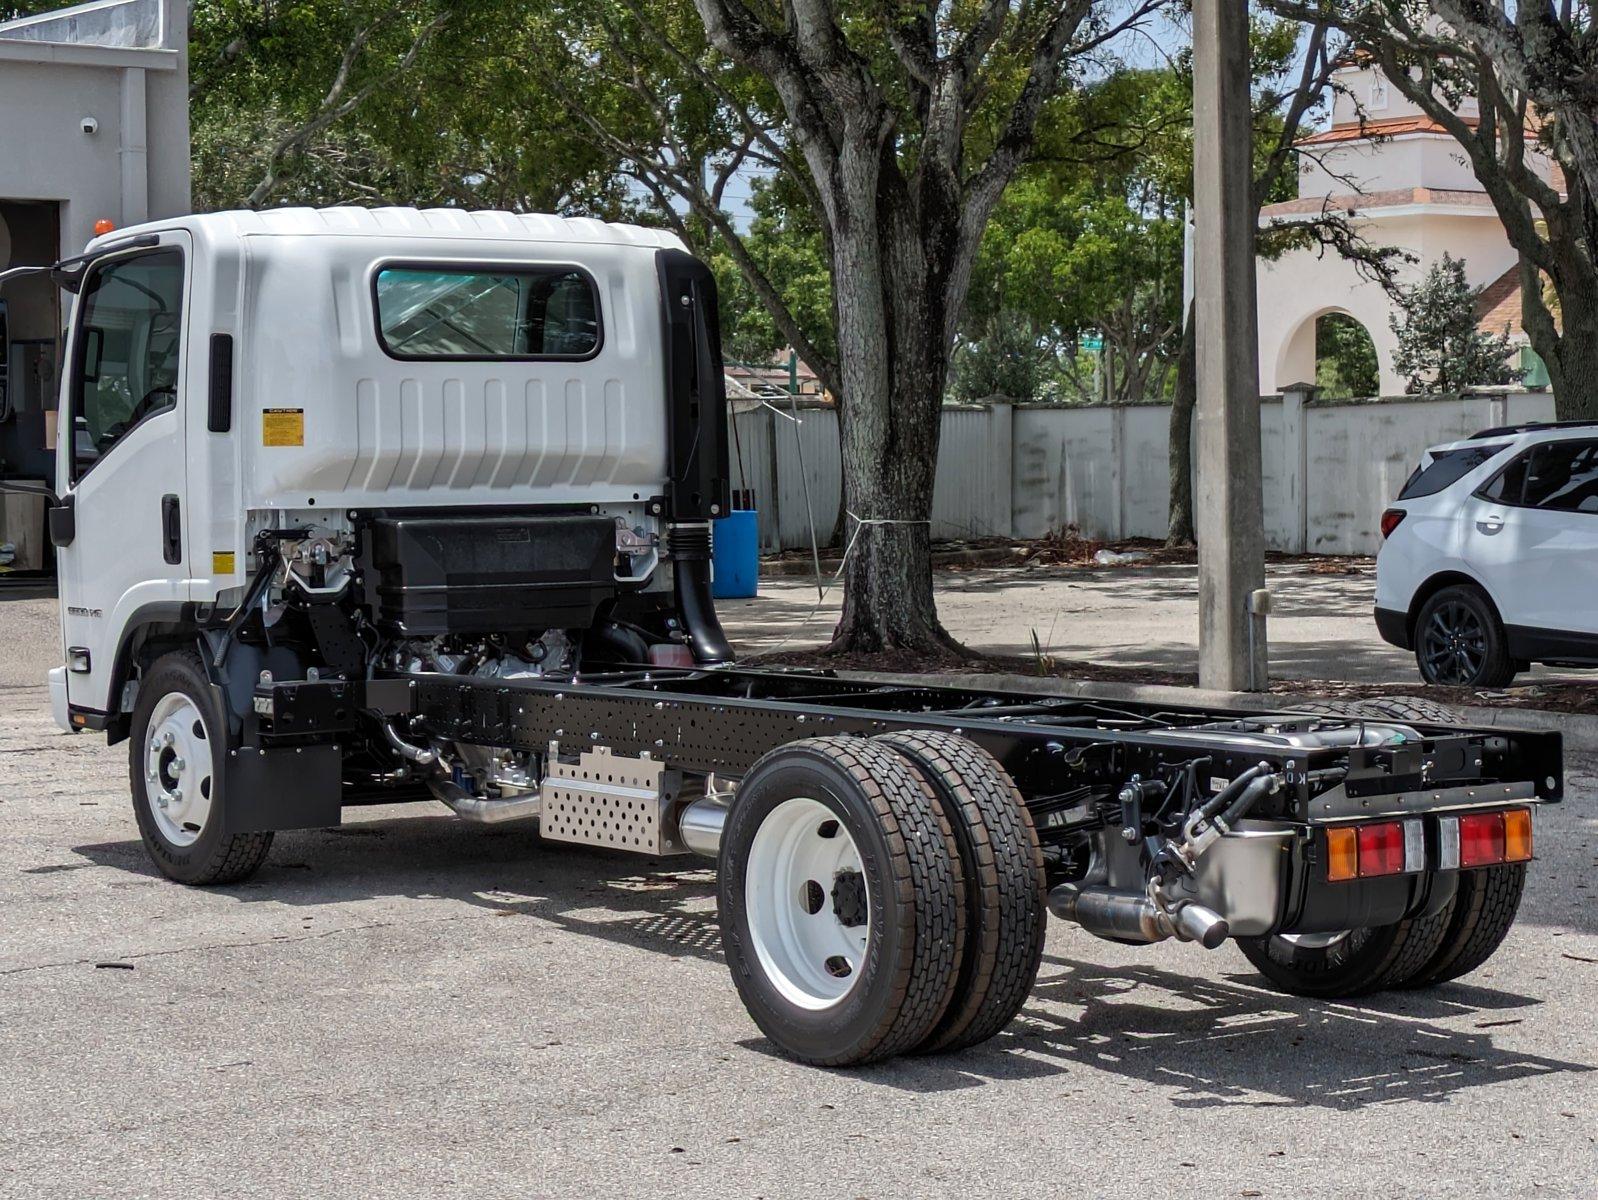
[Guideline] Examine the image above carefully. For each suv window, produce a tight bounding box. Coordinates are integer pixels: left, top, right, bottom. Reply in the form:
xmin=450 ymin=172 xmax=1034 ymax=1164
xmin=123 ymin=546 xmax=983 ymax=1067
xmin=72 ymin=249 xmax=185 ymax=477
xmin=374 ymin=265 xmax=601 ymax=360
xmin=1398 ymin=442 xmax=1508 ymax=500
xmin=1524 ymin=439 xmax=1598 ymax=512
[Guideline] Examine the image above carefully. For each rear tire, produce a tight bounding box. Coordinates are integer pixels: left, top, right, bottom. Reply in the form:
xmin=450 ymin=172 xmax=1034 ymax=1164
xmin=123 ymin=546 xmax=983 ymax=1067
xmin=717 ymin=737 xmax=965 ymax=1066
xmin=1237 ymin=904 xmax=1455 ymax=999
xmin=1413 ymin=585 xmax=1516 ymax=687
xmin=1406 ymin=864 xmax=1526 ymax=987
xmin=129 ymin=650 xmax=273 ymax=885
xmin=875 ymin=731 xmax=1046 ymax=1054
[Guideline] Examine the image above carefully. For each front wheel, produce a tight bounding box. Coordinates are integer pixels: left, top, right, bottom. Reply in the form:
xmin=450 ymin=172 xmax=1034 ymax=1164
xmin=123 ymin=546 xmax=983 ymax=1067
xmin=128 ymin=650 xmax=273 ymax=885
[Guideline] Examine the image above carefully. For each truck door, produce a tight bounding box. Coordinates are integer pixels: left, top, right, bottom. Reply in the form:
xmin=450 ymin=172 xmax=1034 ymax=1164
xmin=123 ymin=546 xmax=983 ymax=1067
xmin=57 ymin=234 xmax=192 ymax=714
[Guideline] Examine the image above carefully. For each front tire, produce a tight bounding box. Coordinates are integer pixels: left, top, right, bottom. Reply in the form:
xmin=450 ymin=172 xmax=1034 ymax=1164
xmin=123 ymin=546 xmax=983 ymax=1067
xmin=717 ymin=737 xmax=965 ymax=1067
xmin=128 ymin=650 xmax=273 ymax=885
xmin=1413 ymin=585 xmax=1516 ymax=687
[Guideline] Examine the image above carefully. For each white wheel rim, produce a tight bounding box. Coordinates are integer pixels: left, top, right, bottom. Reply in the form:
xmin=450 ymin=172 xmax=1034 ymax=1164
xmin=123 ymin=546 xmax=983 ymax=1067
xmin=143 ymin=693 xmax=215 ymax=847
xmin=1277 ymin=931 xmax=1350 ymax=950
xmin=745 ymin=796 xmax=870 ymax=1010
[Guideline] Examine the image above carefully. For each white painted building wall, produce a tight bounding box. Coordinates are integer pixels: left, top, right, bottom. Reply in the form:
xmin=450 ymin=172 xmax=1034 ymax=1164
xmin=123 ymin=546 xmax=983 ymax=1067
xmin=734 ymin=392 xmax=1558 ymax=560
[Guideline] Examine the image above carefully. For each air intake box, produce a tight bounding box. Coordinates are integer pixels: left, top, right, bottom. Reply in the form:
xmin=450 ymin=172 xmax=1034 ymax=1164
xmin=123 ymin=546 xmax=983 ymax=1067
xmin=359 ymin=513 xmax=616 ymax=636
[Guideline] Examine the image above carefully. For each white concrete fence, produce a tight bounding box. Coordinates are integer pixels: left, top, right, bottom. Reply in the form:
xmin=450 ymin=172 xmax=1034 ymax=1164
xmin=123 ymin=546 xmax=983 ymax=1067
xmin=729 ymin=388 xmax=1557 ymax=557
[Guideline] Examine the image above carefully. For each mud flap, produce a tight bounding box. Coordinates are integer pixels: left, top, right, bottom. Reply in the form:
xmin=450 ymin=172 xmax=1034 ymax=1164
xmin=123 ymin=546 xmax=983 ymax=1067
xmin=223 ymin=743 xmax=343 ymax=832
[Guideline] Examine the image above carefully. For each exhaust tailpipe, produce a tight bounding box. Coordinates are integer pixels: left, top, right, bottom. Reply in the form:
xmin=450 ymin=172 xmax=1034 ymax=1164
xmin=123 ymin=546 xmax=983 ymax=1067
xmin=1049 ymin=884 xmax=1229 ymax=949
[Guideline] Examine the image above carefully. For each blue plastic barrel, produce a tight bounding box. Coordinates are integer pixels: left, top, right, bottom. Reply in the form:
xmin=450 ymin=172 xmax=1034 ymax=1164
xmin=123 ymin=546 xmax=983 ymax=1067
xmin=712 ymin=509 xmax=759 ymax=598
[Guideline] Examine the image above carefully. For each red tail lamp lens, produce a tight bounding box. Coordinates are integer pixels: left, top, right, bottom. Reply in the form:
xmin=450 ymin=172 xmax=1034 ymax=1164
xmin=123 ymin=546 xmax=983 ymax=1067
xmin=1380 ymin=508 xmax=1407 ymax=539
xmin=1459 ymin=811 xmax=1507 ymax=868
xmin=1357 ymin=822 xmax=1407 ymax=877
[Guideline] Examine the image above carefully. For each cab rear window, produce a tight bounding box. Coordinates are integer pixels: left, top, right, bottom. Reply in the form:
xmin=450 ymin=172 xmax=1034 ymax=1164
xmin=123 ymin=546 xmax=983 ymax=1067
xmin=1397 ymin=442 xmax=1508 ymax=500
xmin=374 ymin=264 xmax=601 ymax=360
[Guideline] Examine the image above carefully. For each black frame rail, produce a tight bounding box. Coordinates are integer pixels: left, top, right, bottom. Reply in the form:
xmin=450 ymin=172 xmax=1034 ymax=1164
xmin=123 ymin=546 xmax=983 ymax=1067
xmin=261 ymin=666 xmax=1563 ymax=824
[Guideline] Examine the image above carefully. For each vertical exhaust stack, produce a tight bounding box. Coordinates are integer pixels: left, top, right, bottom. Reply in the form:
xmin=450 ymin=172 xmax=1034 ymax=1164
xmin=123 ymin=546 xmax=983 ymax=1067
xmin=657 ymin=247 xmax=735 ymax=664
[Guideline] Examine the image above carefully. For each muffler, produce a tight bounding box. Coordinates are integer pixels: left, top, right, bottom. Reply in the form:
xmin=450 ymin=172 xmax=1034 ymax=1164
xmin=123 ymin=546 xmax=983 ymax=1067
xmin=1049 ymin=883 xmax=1229 ymax=949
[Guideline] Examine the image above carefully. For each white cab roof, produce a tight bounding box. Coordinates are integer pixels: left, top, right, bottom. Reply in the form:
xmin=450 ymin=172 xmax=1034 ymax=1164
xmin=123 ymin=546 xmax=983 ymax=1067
xmin=84 ymin=206 xmax=687 ymax=254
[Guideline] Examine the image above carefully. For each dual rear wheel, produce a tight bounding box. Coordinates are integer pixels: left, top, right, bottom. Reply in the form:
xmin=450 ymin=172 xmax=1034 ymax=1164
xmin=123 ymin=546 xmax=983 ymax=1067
xmin=717 ymin=733 xmax=1046 ymax=1067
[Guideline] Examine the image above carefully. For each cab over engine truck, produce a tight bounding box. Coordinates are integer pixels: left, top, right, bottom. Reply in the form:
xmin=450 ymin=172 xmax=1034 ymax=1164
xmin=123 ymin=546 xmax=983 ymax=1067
xmin=11 ymin=209 xmax=1561 ymax=1067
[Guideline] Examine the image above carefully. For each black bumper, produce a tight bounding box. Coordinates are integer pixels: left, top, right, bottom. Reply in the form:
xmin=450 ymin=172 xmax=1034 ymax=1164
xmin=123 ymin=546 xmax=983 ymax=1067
xmin=1374 ymin=605 xmax=1411 ymax=650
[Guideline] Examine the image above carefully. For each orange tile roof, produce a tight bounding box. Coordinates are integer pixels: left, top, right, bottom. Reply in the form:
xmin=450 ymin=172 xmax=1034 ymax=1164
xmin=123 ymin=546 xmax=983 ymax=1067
xmin=1298 ymin=115 xmax=1477 ymax=145
xmin=1473 ymin=265 xmax=1524 ymax=338
xmin=1260 ymin=187 xmax=1499 ymax=219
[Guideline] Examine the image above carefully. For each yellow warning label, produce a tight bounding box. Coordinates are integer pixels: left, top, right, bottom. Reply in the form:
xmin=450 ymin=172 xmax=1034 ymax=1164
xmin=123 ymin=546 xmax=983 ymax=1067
xmin=212 ymin=551 xmax=236 ymax=575
xmin=262 ymin=408 xmax=305 ymax=447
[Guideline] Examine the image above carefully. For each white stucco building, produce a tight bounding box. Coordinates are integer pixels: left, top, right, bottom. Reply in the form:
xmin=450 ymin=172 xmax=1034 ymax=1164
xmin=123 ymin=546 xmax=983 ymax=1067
xmin=0 ymin=0 xmax=188 ymax=565
xmin=1255 ymin=59 xmax=1549 ymax=396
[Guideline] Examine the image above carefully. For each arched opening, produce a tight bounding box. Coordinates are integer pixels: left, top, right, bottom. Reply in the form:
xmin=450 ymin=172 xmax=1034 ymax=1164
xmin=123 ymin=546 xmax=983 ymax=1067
xmin=1314 ymin=313 xmax=1379 ymax=398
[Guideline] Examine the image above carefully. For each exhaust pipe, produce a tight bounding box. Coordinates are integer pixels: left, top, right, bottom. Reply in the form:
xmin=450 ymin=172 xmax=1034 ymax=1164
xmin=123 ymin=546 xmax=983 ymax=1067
xmin=678 ymin=792 xmax=729 ymax=857
xmin=1049 ymin=884 xmax=1229 ymax=949
xmin=427 ymin=777 xmax=542 ymax=824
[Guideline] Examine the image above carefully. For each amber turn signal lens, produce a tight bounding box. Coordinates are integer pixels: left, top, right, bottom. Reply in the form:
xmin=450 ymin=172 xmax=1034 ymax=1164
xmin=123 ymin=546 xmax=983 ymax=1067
xmin=1326 ymin=827 xmax=1359 ymax=881
xmin=1503 ymin=808 xmax=1533 ymax=863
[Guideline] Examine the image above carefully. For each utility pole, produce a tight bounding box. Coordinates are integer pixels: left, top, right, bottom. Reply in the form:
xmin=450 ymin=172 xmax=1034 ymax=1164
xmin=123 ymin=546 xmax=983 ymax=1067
xmin=1192 ymin=0 xmax=1268 ymax=691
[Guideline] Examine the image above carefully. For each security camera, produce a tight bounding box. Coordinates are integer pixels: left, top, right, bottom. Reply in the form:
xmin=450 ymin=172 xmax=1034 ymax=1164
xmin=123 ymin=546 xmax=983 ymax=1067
xmin=80 ymin=116 xmax=98 ymax=135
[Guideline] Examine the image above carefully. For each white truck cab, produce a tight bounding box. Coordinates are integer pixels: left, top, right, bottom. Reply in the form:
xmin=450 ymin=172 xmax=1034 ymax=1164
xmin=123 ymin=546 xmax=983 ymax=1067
xmin=47 ymin=208 xmax=706 ymax=730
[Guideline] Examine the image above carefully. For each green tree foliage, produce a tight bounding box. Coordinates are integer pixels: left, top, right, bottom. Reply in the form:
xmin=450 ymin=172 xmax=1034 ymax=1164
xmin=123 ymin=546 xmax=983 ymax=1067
xmin=1315 ymin=313 xmax=1379 ymax=398
xmin=186 ymin=1 xmax=627 ymax=213
xmin=1389 ymin=254 xmax=1521 ymax=394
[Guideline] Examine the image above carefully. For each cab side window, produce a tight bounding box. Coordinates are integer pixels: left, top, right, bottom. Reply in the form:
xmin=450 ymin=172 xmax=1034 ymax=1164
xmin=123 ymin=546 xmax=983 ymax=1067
xmin=72 ymin=249 xmax=184 ymax=478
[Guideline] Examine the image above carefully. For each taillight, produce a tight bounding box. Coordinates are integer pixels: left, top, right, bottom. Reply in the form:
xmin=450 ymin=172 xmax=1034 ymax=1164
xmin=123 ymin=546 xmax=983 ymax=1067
xmin=1440 ymin=807 xmax=1532 ymax=870
xmin=1324 ymin=819 xmax=1424 ymax=880
xmin=1357 ymin=822 xmax=1407 ymax=877
xmin=1380 ymin=508 xmax=1407 ymax=538
xmin=1459 ymin=811 xmax=1508 ymax=867
xmin=1324 ymin=812 xmax=1532 ymax=880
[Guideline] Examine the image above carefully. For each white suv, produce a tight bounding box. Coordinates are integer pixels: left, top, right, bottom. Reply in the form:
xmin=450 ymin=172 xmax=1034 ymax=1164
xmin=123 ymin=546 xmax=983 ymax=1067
xmin=1375 ymin=421 xmax=1598 ymax=686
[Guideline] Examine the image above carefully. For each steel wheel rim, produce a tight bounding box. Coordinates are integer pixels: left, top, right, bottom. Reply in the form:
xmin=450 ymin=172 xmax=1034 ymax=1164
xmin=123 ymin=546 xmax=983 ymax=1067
xmin=1420 ymin=601 xmax=1488 ymax=684
xmin=143 ymin=692 xmax=215 ymax=847
xmin=745 ymin=796 xmax=871 ymax=1010
xmin=1275 ymin=930 xmax=1350 ymax=951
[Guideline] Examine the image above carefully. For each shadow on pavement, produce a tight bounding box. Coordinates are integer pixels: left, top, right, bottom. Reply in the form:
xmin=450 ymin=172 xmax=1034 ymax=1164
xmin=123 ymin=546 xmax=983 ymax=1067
xmin=74 ymin=814 xmax=1594 ymax=1111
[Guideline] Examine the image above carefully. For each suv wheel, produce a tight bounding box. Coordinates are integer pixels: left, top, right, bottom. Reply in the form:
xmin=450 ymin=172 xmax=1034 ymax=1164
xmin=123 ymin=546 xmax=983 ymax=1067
xmin=1413 ymin=585 xmax=1516 ymax=687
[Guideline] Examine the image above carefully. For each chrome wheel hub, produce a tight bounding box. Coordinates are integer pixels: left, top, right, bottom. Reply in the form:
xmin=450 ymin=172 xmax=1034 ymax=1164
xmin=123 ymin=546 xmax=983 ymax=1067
xmin=144 ymin=693 xmax=214 ymax=847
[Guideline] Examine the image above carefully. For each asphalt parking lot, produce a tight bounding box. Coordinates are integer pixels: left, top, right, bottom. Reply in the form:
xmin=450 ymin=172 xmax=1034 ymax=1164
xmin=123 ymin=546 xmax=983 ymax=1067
xmin=2 ymin=593 xmax=1596 ymax=1198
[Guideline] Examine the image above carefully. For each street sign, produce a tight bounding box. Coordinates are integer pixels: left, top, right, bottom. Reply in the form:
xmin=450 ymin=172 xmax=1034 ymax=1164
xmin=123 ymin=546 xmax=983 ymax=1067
xmin=1077 ymin=331 xmax=1103 ymax=352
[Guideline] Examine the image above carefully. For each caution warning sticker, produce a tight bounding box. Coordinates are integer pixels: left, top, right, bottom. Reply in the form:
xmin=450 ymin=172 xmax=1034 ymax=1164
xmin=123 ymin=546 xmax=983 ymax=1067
xmin=262 ymin=408 xmax=305 ymax=447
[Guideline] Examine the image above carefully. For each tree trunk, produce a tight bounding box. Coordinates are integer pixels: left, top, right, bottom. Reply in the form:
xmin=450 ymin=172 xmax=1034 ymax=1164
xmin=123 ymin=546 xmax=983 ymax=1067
xmin=1166 ymin=299 xmax=1197 ymax=547
xmin=1527 ymin=249 xmax=1598 ymax=421
xmin=825 ymin=175 xmax=963 ymax=654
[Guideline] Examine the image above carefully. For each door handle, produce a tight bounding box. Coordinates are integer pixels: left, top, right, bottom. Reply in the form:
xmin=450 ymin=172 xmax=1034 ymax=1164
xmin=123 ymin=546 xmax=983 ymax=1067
xmin=1475 ymin=515 xmax=1504 ymax=534
xmin=161 ymin=494 xmax=182 ymax=564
